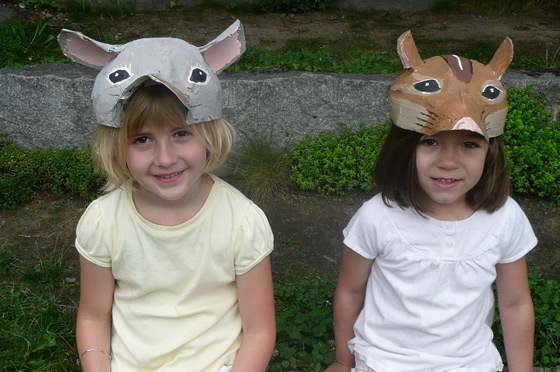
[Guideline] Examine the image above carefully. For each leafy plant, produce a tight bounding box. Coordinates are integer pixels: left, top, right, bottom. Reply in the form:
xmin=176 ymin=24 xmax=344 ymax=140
xmin=434 ymin=0 xmax=559 ymax=13
xmin=269 ymin=276 xmax=336 ymax=372
xmin=21 ymin=0 xmax=62 ymax=11
xmin=169 ymin=0 xmax=182 ymax=8
xmin=502 ymin=86 xmax=560 ymax=202
xmin=287 ymin=121 xmax=390 ymax=194
xmin=233 ymin=44 xmax=401 ymax=74
xmin=285 ymin=87 xmax=560 ymax=202
xmin=0 ymin=140 xmax=104 ymax=210
xmin=253 ymin=0 xmax=331 ymax=13
xmin=0 ymin=18 xmax=63 ymax=67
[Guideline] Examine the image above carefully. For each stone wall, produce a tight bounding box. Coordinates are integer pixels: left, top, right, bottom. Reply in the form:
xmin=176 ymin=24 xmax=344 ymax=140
xmin=0 ymin=65 xmax=558 ymax=149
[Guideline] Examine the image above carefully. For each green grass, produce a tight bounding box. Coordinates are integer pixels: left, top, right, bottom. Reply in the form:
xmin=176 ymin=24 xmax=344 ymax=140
xmin=433 ymin=0 xmax=559 ymax=13
xmin=0 ymin=244 xmax=79 ymax=371
xmin=225 ymin=137 xmax=292 ymax=202
xmin=1 ymin=244 xmax=558 ymax=371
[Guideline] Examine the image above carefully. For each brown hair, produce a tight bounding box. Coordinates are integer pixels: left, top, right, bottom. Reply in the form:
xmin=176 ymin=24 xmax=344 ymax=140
xmin=374 ymin=125 xmax=510 ymax=215
xmin=92 ymin=84 xmax=236 ymax=192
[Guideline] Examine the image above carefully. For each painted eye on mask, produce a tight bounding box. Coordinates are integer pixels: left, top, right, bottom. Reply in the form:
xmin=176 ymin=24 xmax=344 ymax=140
xmin=189 ymin=68 xmax=208 ymax=84
xmin=482 ymin=85 xmax=502 ymax=100
xmin=413 ymin=79 xmax=441 ymax=93
xmin=108 ymin=68 xmax=132 ymax=84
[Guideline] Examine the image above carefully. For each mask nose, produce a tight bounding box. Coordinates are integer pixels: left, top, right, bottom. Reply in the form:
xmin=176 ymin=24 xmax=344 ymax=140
xmin=452 ymin=117 xmax=485 ymax=137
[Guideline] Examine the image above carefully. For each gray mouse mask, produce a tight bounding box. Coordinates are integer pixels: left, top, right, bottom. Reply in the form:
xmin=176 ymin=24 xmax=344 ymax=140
xmin=58 ymin=20 xmax=245 ymax=128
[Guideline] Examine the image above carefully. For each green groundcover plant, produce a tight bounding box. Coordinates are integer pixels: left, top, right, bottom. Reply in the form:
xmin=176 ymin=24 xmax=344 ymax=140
xmin=0 ymin=140 xmax=103 ymax=209
xmin=253 ymin=0 xmax=331 ymax=13
xmin=288 ymin=86 xmax=560 ymax=203
xmin=502 ymin=86 xmax=560 ymax=202
xmin=286 ymin=121 xmax=390 ymax=194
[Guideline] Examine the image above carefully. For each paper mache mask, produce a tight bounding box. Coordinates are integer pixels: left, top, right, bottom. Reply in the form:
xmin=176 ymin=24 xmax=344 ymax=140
xmin=389 ymin=30 xmax=514 ymax=138
xmin=58 ymin=20 xmax=246 ymax=128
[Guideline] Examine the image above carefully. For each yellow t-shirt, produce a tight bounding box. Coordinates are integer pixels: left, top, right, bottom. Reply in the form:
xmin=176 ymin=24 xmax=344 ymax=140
xmin=75 ymin=175 xmax=273 ymax=372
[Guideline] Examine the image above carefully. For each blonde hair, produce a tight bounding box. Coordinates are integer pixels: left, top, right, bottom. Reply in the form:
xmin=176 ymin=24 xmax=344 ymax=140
xmin=92 ymin=84 xmax=236 ymax=192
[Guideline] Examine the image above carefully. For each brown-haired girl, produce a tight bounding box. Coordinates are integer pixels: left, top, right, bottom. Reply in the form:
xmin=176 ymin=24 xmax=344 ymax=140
xmin=325 ymin=31 xmax=536 ymax=372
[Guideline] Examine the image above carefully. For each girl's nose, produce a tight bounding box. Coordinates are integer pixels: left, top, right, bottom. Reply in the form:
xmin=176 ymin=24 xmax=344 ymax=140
xmin=154 ymin=141 xmax=178 ymax=167
xmin=438 ymin=146 xmax=459 ymax=169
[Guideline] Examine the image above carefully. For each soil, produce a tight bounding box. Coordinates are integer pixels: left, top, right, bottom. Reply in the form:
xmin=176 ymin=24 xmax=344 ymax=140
xmin=0 ymin=3 xmax=559 ymax=280
xmin=2 ymin=2 xmax=560 ymax=59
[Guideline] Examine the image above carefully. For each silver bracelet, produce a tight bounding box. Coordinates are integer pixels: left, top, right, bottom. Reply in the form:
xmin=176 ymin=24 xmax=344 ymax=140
xmin=78 ymin=348 xmax=112 ymax=363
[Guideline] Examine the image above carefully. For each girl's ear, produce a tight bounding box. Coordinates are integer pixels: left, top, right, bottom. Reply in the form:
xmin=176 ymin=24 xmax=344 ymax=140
xmin=487 ymin=37 xmax=514 ymax=80
xmin=199 ymin=20 xmax=246 ymax=74
xmin=58 ymin=29 xmax=119 ymax=70
xmin=396 ymin=30 xmax=423 ymax=69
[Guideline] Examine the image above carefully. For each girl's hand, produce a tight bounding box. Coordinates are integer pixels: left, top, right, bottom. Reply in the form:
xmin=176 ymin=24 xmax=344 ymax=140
xmin=324 ymin=361 xmax=353 ymax=372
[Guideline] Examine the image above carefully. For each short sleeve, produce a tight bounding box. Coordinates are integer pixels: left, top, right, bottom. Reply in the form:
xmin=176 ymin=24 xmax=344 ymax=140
xmin=498 ymin=198 xmax=538 ymax=264
xmin=343 ymin=196 xmax=384 ymax=260
xmin=75 ymin=200 xmax=113 ymax=267
xmin=233 ymin=204 xmax=273 ymax=275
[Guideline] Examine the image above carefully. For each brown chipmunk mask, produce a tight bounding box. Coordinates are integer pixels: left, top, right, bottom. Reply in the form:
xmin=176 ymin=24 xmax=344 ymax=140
xmin=58 ymin=20 xmax=245 ymax=128
xmin=389 ymin=31 xmax=513 ymax=138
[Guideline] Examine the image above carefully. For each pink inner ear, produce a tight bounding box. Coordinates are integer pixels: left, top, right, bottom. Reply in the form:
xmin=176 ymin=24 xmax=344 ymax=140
xmin=63 ymin=32 xmax=116 ymax=69
xmin=202 ymin=32 xmax=242 ymax=73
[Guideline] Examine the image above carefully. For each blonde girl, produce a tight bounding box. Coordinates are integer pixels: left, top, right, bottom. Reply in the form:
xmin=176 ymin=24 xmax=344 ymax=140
xmin=59 ymin=22 xmax=276 ymax=372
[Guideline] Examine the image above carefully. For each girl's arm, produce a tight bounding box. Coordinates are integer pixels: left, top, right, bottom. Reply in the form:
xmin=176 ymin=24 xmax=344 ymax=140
xmin=77 ymin=255 xmax=115 ymax=372
xmin=495 ymin=256 xmax=534 ymax=372
xmin=324 ymin=246 xmax=373 ymax=372
xmin=231 ymin=256 xmax=276 ymax=372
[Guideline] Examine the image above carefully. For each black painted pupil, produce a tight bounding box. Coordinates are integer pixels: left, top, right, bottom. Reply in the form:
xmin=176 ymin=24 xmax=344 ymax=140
xmin=413 ymin=79 xmax=440 ymax=93
xmin=482 ymin=85 xmax=501 ymax=100
xmin=109 ymin=70 xmax=130 ymax=83
xmin=190 ymin=68 xmax=207 ymax=83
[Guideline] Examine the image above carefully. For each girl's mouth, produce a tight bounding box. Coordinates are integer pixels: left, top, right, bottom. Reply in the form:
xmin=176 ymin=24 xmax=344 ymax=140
xmin=433 ymin=178 xmax=459 ymax=183
xmin=156 ymin=172 xmax=182 ymax=179
xmin=153 ymin=170 xmax=184 ymax=182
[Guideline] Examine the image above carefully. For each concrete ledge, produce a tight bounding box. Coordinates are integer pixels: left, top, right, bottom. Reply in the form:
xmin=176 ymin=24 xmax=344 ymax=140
xmin=0 ymin=65 xmax=559 ymax=149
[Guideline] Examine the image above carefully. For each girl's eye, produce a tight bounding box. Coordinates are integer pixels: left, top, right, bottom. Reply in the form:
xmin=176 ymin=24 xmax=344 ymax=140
xmin=174 ymin=130 xmax=190 ymax=138
xmin=421 ymin=138 xmax=438 ymax=146
xmin=463 ymin=141 xmax=480 ymax=149
xmin=133 ymin=136 xmax=151 ymax=144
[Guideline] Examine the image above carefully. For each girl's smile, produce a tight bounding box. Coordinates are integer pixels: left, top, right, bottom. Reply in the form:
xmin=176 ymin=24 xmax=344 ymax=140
xmin=152 ymin=170 xmax=185 ymax=182
xmin=415 ymin=130 xmax=488 ymax=220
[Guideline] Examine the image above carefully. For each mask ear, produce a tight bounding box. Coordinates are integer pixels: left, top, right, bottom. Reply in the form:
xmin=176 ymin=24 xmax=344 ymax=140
xmin=487 ymin=37 xmax=514 ymax=80
xmin=396 ymin=30 xmax=423 ymax=69
xmin=199 ymin=20 xmax=246 ymax=74
xmin=58 ymin=29 xmax=119 ymax=70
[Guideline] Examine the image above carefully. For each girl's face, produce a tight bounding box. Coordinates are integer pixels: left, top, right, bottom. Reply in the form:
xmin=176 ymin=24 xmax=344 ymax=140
xmin=415 ymin=130 xmax=488 ymax=220
xmin=125 ymin=120 xmax=208 ymax=212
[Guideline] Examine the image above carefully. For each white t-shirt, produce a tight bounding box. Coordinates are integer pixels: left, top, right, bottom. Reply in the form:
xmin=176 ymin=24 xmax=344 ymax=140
xmin=75 ymin=175 xmax=273 ymax=372
xmin=343 ymin=194 xmax=537 ymax=372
